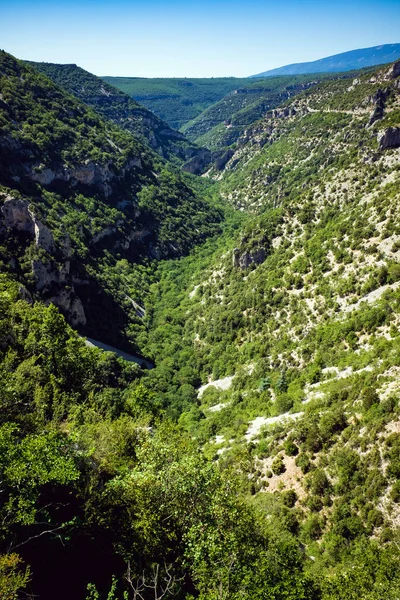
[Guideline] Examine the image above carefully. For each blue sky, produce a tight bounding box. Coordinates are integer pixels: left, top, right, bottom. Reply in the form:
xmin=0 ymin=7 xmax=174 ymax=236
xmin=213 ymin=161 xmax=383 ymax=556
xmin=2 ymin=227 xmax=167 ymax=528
xmin=1 ymin=0 xmax=399 ymax=77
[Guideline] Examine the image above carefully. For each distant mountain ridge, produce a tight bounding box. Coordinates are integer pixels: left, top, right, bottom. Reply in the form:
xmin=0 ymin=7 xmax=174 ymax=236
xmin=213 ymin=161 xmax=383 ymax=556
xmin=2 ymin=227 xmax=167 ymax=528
xmin=250 ymin=43 xmax=400 ymax=77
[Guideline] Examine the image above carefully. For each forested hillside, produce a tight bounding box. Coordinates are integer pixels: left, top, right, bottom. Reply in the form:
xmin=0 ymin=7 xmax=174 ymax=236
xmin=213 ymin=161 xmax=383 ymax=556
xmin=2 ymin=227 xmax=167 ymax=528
xmin=1 ymin=46 xmax=400 ymax=600
xmin=27 ymin=62 xmax=205 ymax=165
xmin=101 ymin=76 xmax=252 ymax=130
xmin=0 ymin=51 xmax=222 ymax=348
xmin=141 ymin=59 xmax=400 ymax=587
xmin=181 ymin=74 xmax=334 ymax=149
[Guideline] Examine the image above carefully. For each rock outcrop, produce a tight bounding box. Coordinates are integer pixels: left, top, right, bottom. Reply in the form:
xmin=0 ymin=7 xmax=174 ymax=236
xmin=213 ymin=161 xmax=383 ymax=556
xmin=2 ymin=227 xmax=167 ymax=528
xmin=367 ymin=88 xmax=390 ymax=126
xmin=30 ymin=157 xmax=142 ymax=197
xmin=267 ymin=107 xmax=298 ymax=120
xmin=388 ymin=61 xmax=400 ymax=79
xmin=214 ymin=149 xmax=235 ymax=172
xmin=0 ymin=195 xmax=86 ymax=326
xmin=1 ymin=196 xmax=54 ymax=252
xmin=49 ymin=289 xmax=86 ymax=327
xmin=233 ymin=247 xmax=267 ymax=269
xmin=182 ymin=150 xmax=213 ymax=175
xmin=0 ymin=125 xmax=144 ymax=198
xmin=378 ymin=127 xmax=400 ymax=150
xmin=31 ymin=260 xmax=86 ymax=326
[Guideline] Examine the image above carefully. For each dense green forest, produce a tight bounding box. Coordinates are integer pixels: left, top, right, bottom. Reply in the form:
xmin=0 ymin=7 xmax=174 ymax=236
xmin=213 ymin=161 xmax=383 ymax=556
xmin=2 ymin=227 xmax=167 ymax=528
xmin=0 ymin=50 xmax=222 ymax=346
xmin=27 ymin=62 xmax=205 ymax=165
xmin=101 ymin=77 xmax=252 ymax=130
xmin=1 ymin=48 xmax=400 ymax=599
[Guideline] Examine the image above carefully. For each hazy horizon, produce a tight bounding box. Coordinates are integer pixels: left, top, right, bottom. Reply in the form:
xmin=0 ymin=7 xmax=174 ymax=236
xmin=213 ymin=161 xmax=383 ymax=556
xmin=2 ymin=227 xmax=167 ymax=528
xmin=1 ymin=0 xmax=400 ymax=77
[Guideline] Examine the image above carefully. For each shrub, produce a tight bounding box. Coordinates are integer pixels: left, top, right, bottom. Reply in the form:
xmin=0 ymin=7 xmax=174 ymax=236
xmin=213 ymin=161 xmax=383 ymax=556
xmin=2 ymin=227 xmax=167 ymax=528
xmin=284 ymin=438 xmax=299 ymax=456
xmin=307 ymin=468 xmax=330 ymax=495
xmin=0 ymin=554 xmax=30 ymax=600
xmin=362 ymin=387 xmax=380 ymax=411
xmin=365 ymin=469 xmax=386 ymax=499
xmin=306 ymin=495 xmax=323 ymax=512
xmin=282 ymin=489 xmax=297 ymax=508
xmin=319 ymin=408 xmax=347 ymax=442
xmin=367 ymin=508 xmax=384 ymax=528
xmin=302 ymin=514 xmax=324 ymax=540
xmin=332 ymin=515 xmax=365 ymax=540
xmin=391 ymin=481 xmax=400 ymax=502
xmin=274 ymin=393 xmax=294 ymax=414
xmin=381 ymin=396 xmax=396 ymax=414
xmin=271 ymin=455 xmax=286 ymax=475
xmin=295 ymin=452 xmax=312 ymax=474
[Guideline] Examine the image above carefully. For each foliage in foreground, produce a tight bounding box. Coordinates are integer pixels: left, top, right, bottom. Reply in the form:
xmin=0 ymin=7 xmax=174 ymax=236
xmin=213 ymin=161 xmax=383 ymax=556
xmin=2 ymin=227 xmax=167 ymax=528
xmin=1 ymin=272 xmax=400 ymax=598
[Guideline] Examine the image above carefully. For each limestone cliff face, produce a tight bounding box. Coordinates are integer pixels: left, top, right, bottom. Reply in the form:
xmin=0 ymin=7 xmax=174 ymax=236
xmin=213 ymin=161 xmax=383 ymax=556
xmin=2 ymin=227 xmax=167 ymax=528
xmin=367 ymin=88 xmax=390 ymax=126
xmin=0 ymin=195 xmax=86 ymax=326
xmin=29 ymin=157 xmax=142 ymax=197
xmin=386 ymin=60 xmax=400 ymax=80
xmin=267 ymin=106 xmax=299 ymax=120
xmin=181 ymin=148 xmax=233 ymax=175
xmin=0 ymin=194 xmax=157 ymax=327
xmin=31 ymin=260 xmax=86 ymax=327
xmin=0 ymin=123 xmax=144 ymax=199
xmin=1 ymin=197 xmax=54 ymax=252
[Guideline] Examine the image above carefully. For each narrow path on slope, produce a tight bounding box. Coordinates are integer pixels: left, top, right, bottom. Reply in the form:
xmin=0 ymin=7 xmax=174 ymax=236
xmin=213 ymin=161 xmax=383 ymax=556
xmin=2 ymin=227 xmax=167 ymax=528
xmin=306 ymin=106 xmax=369 ymax=116
xmin=85 ymin=337 xmax=154 ymax=369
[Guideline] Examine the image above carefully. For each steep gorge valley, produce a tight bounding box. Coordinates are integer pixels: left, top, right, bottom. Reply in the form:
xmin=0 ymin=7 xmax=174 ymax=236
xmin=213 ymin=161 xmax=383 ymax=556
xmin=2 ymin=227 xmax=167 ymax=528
xmin=1 ymin=47 xmax=400 ymax=599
